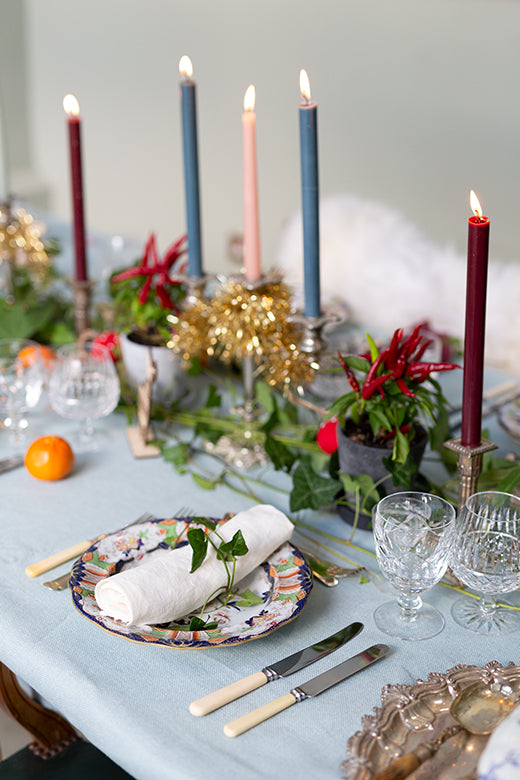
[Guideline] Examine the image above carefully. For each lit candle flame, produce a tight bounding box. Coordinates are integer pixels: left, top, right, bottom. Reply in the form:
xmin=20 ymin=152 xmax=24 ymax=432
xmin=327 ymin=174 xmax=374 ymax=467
xmin=244 ymin=84 xmax=255 ymax=112
xmin=63 ymin=94 xmax=80 ymax=117
xmin=470 ymin=189 xmax=483 ymax=218
xmin=179 ymin=55 xmax=193 ymax=79
xmin=299 ymin=69 xmax=311 ymax=102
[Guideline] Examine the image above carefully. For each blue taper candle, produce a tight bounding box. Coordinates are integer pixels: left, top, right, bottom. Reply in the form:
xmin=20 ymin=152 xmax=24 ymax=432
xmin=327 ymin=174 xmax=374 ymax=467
xmin=179 ymin=56 xmax=203 ymax=278
xmin=298 ymin=69 xmax=320 ymax=318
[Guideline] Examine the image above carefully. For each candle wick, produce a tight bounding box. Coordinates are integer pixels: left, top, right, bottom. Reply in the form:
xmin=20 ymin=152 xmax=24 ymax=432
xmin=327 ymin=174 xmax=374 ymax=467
xmin=301 ymin=95 xmax=311 ymax=106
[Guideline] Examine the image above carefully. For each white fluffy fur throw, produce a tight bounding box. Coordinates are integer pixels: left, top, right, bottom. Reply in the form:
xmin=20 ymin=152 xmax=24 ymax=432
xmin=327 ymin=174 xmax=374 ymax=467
xmin=274 ymin=194 xmax=520 ymax=376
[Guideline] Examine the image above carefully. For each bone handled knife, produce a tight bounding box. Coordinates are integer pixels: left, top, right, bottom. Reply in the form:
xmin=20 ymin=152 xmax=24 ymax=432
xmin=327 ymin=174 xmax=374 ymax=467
xmin=189 ymin=621 xmax=364 ymax=716
xmin=223 ymin=643 xmax=391 ymax=737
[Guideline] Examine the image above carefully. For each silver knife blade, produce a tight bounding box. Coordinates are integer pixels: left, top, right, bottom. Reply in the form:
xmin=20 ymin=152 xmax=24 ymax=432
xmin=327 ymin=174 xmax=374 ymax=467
xmin=189 ymin=621 xmax=363 ymax=716
xmin=0 ymin=455 xmax=24 ymax=474
xmin=264 ymin=620 xmax=364 ymax=679
xmin=223 ymin=643 xmax=390 ymax=737
xmin=294 ymin=642 xmax=390 ymax=699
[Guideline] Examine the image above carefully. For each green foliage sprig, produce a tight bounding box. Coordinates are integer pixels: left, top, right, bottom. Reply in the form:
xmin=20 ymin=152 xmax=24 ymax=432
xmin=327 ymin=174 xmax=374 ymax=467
xmin=163 ymin=518 xmax=249 ymax=632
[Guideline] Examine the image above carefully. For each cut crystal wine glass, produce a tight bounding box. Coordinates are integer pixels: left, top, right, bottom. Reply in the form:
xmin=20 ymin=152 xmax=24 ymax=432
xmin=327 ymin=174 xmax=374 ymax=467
xmin=373 ymin=491 xmax=456 ymax=640
xmin=0 ymin=338 xmax=44 ymax=448
xmin=450 ymin=491 xmax=520 ymax=635
xmin=48 ymin=341 xmax=120 ymax=452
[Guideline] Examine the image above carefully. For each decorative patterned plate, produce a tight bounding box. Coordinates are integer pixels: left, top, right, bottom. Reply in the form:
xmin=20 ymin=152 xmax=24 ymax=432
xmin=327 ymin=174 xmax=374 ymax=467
xmin=69 ymin=516 xmax=312 ymax=649
xmin=341 ymin=661 xmax=520 ymax=780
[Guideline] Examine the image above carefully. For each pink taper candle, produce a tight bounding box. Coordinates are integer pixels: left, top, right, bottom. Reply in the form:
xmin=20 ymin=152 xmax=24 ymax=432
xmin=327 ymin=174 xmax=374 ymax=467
xmin=242 ymin=85 xmax=261 ymax=282
xmin=461 ymin=190 xmax=490 ymax=447
xmin=63 ymin=94 xmax=88 ymax=283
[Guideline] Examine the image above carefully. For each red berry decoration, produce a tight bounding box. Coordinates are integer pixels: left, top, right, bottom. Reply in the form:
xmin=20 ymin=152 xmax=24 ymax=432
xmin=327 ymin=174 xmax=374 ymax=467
xmin=92 ymin=331 xmax=120 ymax=363
xmin=316 ymin=418 xmax=338 ymax=454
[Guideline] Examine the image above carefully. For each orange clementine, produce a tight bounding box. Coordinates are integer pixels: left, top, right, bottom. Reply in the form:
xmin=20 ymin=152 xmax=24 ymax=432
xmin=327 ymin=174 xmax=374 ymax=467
xmin=17 ymin=344 xmax=56 ymax=370
xmin=24 ymin=436 xmax=75 ymax=481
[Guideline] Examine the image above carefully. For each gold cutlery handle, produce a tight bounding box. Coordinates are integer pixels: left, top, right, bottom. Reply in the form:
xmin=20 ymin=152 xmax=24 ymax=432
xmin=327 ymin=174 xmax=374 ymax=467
xmin=371 ymin=725 xmax=462 ymax=780
xmin=190 ymin=671 xmax=268 ymax=716
xmin=25 ymin=539 xmax=92 ymax=577
xmin=223 ymin=693 xmax=296 ymax=737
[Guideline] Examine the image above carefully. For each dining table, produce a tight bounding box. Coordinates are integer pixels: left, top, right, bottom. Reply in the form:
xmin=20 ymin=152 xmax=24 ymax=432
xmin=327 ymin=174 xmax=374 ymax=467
xmin=1 ymin=328 xmax=519 ymax=777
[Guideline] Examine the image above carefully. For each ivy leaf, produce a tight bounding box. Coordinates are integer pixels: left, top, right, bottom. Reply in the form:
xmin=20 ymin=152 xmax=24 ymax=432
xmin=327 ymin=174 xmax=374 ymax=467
xmin=192 ymin=473 xmax=216 ymax=491
xmin=0 ymin=299 xmax=56 ymax=339
xmin=187 ymin=528 xmax=208 ymax=572
xmin=162 ymin=616 xmax=219 ymax=632
xmin=191 ymin=517 xmax=217 ymax=531
xmin=187 ymin=356 xmax=202 ymax=377
xmin=496 ymin=467 xmax=520 ymax=494
xmin=194 ymin=421 xmax=222 ymax=444
xmin=204 ymin=384 xmax=221 ymax=409
xmin=161 ymin=443 xmax=189 ymax=466
xmin=255 ymin=380 xmax=276 ymax=414
xmin=264 ymin=434 xmax=295 ymax=472
xmin=217 ymin=530 xmax=248 ymax=561
xmin=261 ymin=409 xmax=280 ymax=434
xmin=188 ymin=616 xmax=218 ymax=631
xmin=234 ymin=588 xmax=263 ymax=607
xmin=290 ymin=458 xmax=340 ymax=511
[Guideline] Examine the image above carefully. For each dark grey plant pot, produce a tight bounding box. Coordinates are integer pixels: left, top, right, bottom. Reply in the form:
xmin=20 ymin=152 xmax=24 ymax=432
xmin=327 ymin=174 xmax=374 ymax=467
xmin=336 ymin=421 xmax=428 ymax=530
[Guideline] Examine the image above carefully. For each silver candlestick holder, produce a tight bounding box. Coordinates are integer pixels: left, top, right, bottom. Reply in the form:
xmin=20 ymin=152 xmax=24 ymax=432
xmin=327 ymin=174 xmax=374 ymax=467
xmin=444 ymin=436 xmax=498 ymax=511
xmin=72 ymin=279 xmax=95 ymax=337
xmin=174 ymin=273 xmax=211 ymax=308
xmin=288 ymin=310 xmax=340 ymax=367
xmin=203 ymin=353 xmax=268 ymax=469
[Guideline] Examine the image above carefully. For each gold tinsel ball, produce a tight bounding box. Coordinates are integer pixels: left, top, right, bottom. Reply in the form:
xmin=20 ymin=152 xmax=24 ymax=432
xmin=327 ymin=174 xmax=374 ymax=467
xmin=206 ymin=279 xmax=294 ymax=364
xmin=0 ymin=204 xmax=50 ymax=276
xmin=168 ymin=298 xmax=212 ymax=365
xmin=169 ymin=276 xmax=316 ymax=390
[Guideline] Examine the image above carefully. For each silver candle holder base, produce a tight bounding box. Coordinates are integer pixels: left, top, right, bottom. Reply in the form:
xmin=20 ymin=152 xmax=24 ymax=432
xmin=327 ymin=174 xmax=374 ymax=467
xmin=444 ymin=437 xmax=498 ymax=511
xmin=174 ymin=273 xmax=211 ymax=308
xmin=203 ymin=353 xmax=268 ymax=470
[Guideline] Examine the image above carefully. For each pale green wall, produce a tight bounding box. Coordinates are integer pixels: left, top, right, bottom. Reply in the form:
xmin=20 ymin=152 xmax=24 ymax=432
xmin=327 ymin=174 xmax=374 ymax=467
xmin=3 ymin=0 xmax=520 ymax=269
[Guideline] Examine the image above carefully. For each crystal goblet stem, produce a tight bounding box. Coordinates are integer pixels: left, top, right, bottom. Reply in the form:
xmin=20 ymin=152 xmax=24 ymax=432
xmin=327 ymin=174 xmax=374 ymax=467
xmin=373 ymin=492 xmax=456 ymax=641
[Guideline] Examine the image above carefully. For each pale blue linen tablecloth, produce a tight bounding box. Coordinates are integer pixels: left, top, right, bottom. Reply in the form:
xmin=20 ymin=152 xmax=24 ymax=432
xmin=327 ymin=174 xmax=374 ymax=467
xmin=0 ymin=369 xmax=519 ymax=779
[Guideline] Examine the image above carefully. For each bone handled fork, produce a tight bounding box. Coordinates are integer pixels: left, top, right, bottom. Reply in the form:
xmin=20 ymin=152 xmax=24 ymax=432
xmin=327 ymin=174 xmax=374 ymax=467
xmin=42 ymin=508 xmax=192 ymax=591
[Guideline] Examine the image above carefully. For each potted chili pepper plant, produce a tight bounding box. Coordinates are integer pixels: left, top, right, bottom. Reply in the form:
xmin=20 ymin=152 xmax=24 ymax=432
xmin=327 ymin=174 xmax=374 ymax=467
xmin=109 ymin=232 xmax=188 ymax=403
xmin=327 ymin=324 xmax=460 ymax=528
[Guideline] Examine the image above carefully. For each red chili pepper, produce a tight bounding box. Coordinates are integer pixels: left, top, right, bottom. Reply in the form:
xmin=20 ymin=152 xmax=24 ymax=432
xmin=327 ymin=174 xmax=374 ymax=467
xmin=336 ymin=352 xmax=361 ymax=393
xmin=396 ymin=378 xmax=417 ymax=398
xmin=397 ymin=324 xmax=423 ymax=360
xmin=364 ymin=347 xmax=389 ymax=386
xmin=406 ymin=361 xmax=460 ymax=375
xmin=410 ymin=337 xmax=433 ymax=362
xmin=390 ymin=354 xmax=407 ymax=379
xmin=362 ymin=372 xmax=392 ymax=400
xmin=387 ymin=328 xmax=403 ymax=368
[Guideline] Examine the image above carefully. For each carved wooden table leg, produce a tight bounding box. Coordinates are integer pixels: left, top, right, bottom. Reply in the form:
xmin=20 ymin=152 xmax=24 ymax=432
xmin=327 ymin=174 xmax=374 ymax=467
xmin=0 ymin=662 xmax=77 ymax=757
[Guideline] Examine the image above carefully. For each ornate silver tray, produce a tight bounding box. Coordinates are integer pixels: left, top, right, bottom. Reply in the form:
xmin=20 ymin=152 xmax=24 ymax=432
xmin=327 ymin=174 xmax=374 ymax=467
xmin=342 ymin=661 xmax=520 ymax=780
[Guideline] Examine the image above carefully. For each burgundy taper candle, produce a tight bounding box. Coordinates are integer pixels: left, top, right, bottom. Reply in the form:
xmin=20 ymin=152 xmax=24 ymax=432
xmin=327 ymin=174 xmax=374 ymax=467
xmin=461 ymin=190 xmax=490 ymax=447
xmin=63 ymin=94 xmax=88 ymax=283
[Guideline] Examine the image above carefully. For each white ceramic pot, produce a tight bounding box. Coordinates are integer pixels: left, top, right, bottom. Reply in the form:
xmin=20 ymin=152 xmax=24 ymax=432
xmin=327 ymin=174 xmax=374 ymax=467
xmin=119 ymin=332 xmax=187 ymax=405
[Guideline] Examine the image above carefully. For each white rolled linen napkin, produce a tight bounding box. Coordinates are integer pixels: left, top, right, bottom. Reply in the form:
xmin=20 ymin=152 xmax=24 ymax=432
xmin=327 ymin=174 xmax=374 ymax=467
xmin=94 ymin=504 xmax=294 ymax=626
